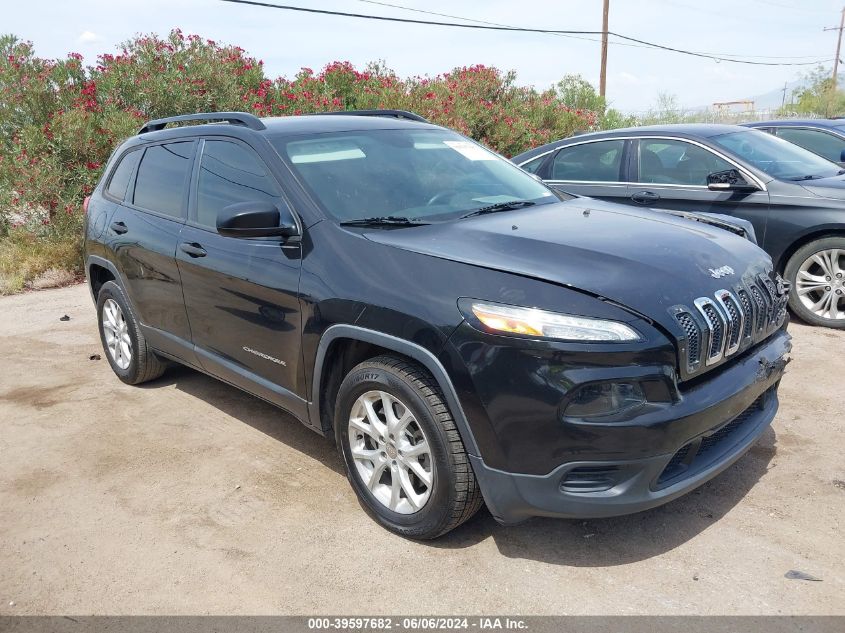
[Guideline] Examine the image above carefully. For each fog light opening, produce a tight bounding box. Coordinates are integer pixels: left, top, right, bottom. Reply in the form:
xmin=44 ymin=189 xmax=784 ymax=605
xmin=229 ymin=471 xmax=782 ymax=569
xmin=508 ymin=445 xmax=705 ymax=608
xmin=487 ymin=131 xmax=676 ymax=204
xmin=564 ymin=381 xmax=646 ymax=421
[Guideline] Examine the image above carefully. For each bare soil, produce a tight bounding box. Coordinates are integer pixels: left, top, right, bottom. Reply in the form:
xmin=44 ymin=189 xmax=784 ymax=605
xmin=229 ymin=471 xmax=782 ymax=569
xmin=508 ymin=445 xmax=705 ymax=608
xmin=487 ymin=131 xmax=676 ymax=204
xmin=0 ymin=284 xmax=842 ymax=614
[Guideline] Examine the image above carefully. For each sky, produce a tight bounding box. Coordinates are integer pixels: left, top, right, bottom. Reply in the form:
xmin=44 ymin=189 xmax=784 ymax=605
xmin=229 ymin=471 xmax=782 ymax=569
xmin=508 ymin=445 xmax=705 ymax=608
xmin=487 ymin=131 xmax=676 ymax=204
xmin=3 ymin=0 xmax=843 ymax=112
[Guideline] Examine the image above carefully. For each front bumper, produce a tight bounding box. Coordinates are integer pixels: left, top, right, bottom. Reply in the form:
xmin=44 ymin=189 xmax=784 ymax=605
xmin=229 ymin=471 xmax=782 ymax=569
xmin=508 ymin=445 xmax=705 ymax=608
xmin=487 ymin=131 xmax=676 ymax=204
xmin=467 ymin=329 xmax=791 ymax=525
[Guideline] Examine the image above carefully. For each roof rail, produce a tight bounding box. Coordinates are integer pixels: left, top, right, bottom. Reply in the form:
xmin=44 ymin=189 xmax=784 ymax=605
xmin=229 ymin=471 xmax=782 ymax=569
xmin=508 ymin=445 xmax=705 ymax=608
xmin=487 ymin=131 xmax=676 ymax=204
xmin=138 ymin=112 xmax=266 ymax=135
xmin=312 ymin=109 xmax=429 ymax=123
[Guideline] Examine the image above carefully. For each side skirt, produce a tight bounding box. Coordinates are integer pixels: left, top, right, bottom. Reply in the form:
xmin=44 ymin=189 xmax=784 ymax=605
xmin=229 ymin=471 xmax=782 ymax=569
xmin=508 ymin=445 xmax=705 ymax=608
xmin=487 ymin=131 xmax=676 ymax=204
xmin=140 ymin=323 xmax=313 ymax=430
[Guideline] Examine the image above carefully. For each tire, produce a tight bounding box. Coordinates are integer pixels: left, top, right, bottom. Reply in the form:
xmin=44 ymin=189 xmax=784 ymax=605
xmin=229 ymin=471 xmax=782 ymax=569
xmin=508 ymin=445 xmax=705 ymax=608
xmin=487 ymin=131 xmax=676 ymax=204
xmin=335 ymin=355 xmax=483 ymax=539
xmin=96 ymin=280 xmax=166 ymax=384
xmin=784 ymin=237 xmax=845 ymax=329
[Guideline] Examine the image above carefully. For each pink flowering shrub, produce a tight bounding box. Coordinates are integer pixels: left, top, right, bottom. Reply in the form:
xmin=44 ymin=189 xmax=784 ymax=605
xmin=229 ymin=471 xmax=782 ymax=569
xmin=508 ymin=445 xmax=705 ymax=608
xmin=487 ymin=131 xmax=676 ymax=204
xmin=0 ymin=30 xmax=598 ymax=290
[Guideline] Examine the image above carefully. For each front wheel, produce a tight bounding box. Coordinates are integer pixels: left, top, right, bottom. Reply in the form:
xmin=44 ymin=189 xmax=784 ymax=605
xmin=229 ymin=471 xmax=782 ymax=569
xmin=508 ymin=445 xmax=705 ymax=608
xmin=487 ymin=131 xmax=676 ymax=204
xmin=784 ymin=237 xmax=845 ymax=328
xmin=335 ymin=355 xmax=483 ymax=539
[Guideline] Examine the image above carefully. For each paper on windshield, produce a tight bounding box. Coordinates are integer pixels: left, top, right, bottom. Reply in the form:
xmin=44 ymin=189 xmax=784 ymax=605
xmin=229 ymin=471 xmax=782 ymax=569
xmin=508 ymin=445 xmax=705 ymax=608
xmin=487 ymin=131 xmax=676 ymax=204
xmin=443 ymin=140 xmax=496 ymax=161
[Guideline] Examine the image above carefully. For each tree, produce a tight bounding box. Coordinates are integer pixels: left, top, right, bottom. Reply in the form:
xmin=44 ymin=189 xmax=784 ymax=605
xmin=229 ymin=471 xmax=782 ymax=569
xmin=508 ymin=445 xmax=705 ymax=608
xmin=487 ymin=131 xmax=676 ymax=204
xmin=555 ymin=74 xmax=634 ymax=130
xmin=783 ymin=66 xmax=845 ymax=118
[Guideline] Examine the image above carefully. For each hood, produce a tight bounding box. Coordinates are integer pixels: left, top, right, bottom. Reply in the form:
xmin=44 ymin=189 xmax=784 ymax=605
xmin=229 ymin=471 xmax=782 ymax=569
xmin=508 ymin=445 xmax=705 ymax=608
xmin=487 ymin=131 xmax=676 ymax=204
xmin=363 ymin=199 xmax=772 ymax=330
xmin=797 ymin=175 xmax=845 ymax=199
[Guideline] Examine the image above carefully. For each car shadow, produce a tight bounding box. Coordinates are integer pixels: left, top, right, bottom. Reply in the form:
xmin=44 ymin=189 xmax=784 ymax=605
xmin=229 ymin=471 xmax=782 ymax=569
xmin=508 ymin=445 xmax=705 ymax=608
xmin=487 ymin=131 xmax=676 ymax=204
xmin=140 ymin=364 xmax=345 ymax=477
xmin=142 ymin=364 xmax=777 ymax=566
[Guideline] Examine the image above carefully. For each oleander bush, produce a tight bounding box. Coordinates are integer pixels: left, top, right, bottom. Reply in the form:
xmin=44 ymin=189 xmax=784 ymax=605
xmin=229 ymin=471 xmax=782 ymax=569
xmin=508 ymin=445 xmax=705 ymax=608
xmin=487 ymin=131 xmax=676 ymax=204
xmin=0 ymin=29 xmax=601 ymax=293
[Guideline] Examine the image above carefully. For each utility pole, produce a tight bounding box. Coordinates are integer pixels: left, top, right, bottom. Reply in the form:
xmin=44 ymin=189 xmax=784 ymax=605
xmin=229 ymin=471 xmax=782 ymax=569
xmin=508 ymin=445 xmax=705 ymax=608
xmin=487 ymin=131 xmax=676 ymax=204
xmin=824 ymin=6 xmax=845 ymax=89
xmin=599 ymin=0 xmax=609 ymax=98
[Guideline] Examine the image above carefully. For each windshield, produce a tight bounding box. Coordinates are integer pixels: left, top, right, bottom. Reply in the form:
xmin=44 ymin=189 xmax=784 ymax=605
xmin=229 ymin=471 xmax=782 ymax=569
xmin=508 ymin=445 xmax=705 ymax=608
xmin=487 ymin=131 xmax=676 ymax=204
xmin=711 ymin=129 xmax=842 ymax=180
xmin=271 ymin=128 xmax=555 ymax=222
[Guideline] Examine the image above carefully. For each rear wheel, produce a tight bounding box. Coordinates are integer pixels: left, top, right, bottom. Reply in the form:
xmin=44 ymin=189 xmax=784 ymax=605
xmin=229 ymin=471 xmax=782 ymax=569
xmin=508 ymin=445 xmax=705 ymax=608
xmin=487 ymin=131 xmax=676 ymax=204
xmin=785 ymin=237 xmax=845 ymax=328
xmin=96 ymin=281 xmax=166 ymax=384
xmin=335 ymin=355 xmax=483 ymax=539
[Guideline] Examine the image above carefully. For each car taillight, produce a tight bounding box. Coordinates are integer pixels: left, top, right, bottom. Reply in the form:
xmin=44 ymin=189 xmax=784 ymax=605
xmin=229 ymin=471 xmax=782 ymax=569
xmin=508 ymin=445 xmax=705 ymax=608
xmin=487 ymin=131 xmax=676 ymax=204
xmin=83 ymin=196 xmax=90 ymax=213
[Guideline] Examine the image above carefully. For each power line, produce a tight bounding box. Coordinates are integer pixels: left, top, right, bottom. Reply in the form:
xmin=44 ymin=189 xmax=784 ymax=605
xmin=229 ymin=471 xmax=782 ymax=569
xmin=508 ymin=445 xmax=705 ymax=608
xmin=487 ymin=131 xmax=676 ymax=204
xmin=354 ymin=0 xmax=655 ymax=52
xmin=611 ymin=31 xmax=826 ymax=66
xmin=218 ymin=0 xmax=831 ymax=66
xmin=674 ymin=0 xmax=830 ymax=15
xmin=747 ymin=0 xmax=830 ymax=12
xmin=359 ymin=0 xmax=828 ymax=60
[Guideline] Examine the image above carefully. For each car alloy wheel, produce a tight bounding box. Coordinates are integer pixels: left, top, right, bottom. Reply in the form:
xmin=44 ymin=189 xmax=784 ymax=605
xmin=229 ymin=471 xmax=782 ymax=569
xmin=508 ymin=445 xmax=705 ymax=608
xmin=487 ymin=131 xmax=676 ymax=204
xmin=101 ymin=298 xmax=132 ymax=370
xmin=347 ymin=390 xmax=433 ymax=514
xmin=796 ymin=247 xmax=845 ymax=321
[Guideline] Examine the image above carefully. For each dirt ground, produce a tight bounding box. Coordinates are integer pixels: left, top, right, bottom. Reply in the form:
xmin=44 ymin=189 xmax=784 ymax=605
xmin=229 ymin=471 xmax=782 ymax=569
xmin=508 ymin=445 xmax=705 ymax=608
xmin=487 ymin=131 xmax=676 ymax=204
xmin=0 ymin=283 xmax=842 ymax=615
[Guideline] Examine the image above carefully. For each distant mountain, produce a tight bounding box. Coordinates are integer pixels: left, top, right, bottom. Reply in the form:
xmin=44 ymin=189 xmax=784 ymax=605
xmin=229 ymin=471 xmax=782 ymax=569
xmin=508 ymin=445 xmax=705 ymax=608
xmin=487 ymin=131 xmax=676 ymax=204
xmin=691 ymin=74 xmax=845 ymax=113
xmin=743 ymin=78 xmax=808 ymax=111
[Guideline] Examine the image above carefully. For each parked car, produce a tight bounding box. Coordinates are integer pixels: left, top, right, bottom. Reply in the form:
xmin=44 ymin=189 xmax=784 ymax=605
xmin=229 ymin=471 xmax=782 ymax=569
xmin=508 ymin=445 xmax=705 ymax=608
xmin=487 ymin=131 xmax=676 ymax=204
xmin=84 ymin=111 xmax=791 ymax=539
xmin=743 ymin=119 xmax=845 ymax=166
xmin=513 ymin=124 xmax=845 ymax=328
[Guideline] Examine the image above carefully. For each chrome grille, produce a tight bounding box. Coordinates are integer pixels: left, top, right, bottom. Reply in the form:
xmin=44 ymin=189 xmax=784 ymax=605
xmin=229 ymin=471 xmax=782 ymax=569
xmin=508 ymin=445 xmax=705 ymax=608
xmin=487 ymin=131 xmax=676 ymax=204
xmin=716 ymin=290 xmax=743 ymax=355
xmin=749 ymin=284 xmax=767 ymax=332
xmin=670 ymin=271 xmax=788 ymax=378
xmin=699 ymin=301 xmax=725 ymax=362
xmin=759 ymin=273 xmax=778 ymax=303
xmin=737 ymin=289 xmax=753 ymax=340
xmin=675 ymin=311 xmax=701 ymax=368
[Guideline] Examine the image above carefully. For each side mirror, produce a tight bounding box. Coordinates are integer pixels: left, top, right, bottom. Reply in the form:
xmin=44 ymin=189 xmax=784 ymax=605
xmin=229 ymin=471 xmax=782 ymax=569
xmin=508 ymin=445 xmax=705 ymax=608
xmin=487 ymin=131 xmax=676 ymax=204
xmin=707 ymin=169 xmax=759 ymax=193
xmin=216 ymin=201 xmax=298 ymax=238
xmin=839 ymin=148 xmax=845 ymax=163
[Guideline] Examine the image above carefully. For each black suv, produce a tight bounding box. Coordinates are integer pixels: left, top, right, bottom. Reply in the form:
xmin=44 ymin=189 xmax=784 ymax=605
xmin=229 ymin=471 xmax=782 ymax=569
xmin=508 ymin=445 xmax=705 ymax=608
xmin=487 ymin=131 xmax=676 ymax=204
xmin=84 ymin=111 xmax=792 ymax=539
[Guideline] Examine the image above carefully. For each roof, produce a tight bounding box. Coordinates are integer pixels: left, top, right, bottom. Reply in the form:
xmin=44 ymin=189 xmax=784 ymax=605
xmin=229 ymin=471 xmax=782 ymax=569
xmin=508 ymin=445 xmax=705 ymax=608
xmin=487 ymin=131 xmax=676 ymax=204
xmin=571 ymin=123 xmax=747 ymax=139
xmin=135 ymin=111 xmax=438 ymax=142
xmin=511 ymin=123 xmax=750 ymax=161
xmin=744 ymin=118 xmax=845 ymax=129
xmin=259 ymin=114 xmax=437 ymax=135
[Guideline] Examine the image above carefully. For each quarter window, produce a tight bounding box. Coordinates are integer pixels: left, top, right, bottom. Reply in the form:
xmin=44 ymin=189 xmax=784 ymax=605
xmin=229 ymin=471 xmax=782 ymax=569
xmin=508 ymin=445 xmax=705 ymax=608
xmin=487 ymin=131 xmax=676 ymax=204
xmin=196 ymin=141 xmax=280 ymax=228
xmin=637 ymin=139 xmax=733 ymax=186
xmin=550 ymin=140 xmax=625 ymax=182
xmin=775 ymin=128 xmax=845 ymax=163
xmin=133 ymin=142 xmax=193 ymax=217
xmin=519 ymin=155 xmax=547 ymax=175
xmin=106 ymin=150 xmax=141 ymax=201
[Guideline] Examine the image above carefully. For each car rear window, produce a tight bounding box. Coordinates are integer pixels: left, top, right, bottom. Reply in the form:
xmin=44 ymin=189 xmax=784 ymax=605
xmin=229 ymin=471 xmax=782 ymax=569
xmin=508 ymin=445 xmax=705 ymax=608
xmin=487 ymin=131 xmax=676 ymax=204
xmin=106 ymin=149 xmax=141 ymax=201
xmin=132 ymin=142 xmax=193 ymax=217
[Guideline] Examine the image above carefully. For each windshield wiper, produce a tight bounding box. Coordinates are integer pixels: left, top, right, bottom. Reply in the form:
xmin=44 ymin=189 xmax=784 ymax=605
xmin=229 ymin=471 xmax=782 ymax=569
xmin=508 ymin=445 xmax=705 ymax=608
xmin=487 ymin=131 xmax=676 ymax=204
xmin=339 ymin=216 xmax=430 ymax=227
xmin=788 ymin=174 xmax=825 ymax=181
xmin=459 ymin=200 xmax=536 ymax=219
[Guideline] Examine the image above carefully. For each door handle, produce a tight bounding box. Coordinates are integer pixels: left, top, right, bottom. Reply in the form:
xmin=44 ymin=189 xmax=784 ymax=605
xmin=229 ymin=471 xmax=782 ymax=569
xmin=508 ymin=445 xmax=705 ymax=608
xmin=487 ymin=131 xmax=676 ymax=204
xmin=179 ymin=242 xmax=207 ymax=258
xmin=631 ymin=191 xmax=660 ymax=204
xmin=110 ymin=221 xmax=128 ymax=235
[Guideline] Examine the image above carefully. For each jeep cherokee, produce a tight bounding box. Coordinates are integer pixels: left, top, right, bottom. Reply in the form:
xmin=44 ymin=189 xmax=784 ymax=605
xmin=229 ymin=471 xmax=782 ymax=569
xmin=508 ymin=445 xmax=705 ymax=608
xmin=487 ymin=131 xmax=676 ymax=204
xmin=84 ymin=110 xmax=792 ymax=539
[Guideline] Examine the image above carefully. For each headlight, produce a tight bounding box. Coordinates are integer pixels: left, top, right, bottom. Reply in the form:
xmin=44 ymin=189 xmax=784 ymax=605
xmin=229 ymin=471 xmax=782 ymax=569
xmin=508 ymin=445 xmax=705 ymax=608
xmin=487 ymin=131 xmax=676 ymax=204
xmin=564 ymin=382 xmax=646 ymax=420
xmin=467 ymin=301 xmax=640 ymax=342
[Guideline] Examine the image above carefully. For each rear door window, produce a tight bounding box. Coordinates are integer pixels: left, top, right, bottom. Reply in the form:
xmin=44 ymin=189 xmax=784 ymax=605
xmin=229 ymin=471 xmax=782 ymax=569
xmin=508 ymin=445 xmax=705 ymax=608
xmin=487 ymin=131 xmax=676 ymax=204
xmin=549 ymin=140 xmax=625 ymax=182
xmin=132 ymin=142 xmax=193 ymax=218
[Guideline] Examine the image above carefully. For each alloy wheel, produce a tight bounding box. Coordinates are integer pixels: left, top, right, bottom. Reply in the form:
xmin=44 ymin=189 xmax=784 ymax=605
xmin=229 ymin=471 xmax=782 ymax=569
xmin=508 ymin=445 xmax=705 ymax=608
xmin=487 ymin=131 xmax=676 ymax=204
xmin=102 ymin=298 xmax=132 ymax=370
xmin=348 ymin=390 xmax=433 ymax=514
xmin=795 ymin=248 xmax=845 ymax=321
